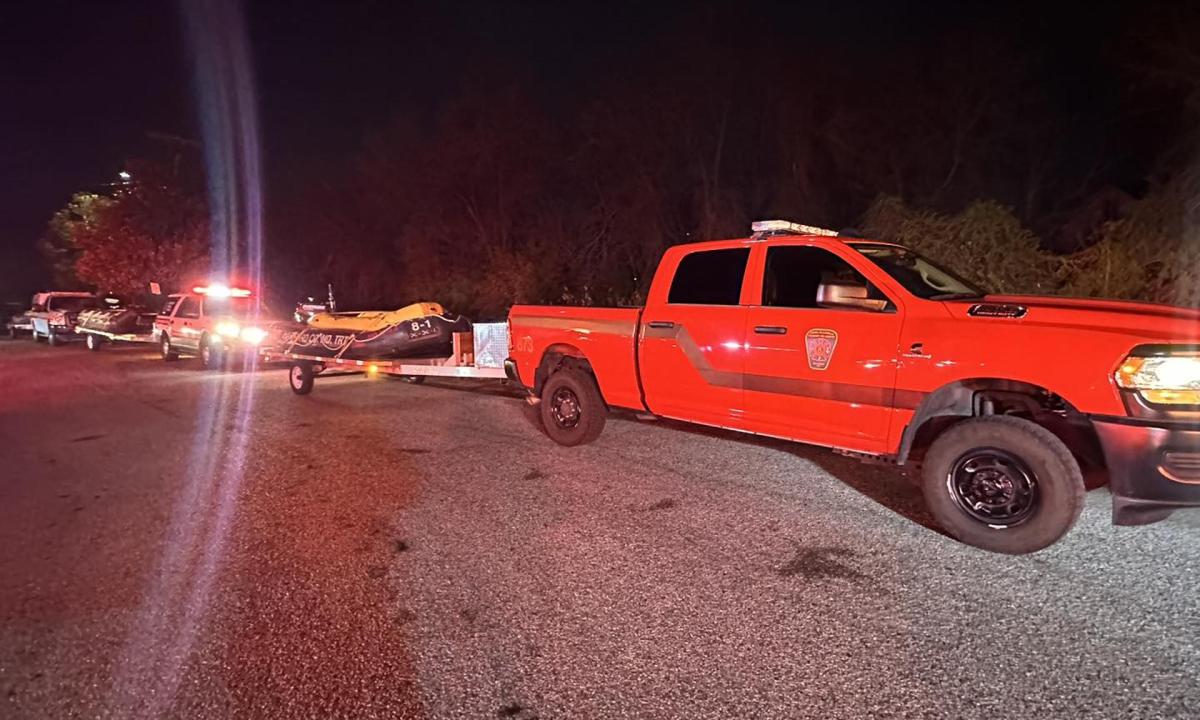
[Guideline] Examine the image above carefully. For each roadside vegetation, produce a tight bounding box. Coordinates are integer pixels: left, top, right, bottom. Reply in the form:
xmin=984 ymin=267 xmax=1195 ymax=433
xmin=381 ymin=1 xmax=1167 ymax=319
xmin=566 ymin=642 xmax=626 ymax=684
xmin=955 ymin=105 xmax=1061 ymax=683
xmin=37 ymin=8 xmax=1200 ymax=315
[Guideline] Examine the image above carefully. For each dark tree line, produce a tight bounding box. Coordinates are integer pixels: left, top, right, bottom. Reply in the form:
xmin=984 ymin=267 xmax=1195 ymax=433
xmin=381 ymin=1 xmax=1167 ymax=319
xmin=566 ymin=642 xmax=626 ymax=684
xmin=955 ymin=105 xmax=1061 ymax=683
xmin=45 ymin=7 xmax=1200 ymax=314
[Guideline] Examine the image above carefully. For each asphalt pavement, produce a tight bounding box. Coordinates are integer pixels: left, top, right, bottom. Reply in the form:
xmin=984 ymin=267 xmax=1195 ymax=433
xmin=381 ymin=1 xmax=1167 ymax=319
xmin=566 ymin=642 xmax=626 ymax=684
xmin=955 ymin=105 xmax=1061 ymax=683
xmin=1 ymin=339 xmax=1198 ymax=719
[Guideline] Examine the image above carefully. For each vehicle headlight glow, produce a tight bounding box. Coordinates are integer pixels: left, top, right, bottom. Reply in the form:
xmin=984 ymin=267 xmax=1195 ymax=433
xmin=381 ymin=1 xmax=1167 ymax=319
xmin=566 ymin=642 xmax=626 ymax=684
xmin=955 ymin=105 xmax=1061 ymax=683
xmin=215 ymin=321 xmax=241 ymax=338
xmin=1116 ymin=350 xmax=1200 ymax=405
xmin=240 ymin=326 xmax=268 ymax=344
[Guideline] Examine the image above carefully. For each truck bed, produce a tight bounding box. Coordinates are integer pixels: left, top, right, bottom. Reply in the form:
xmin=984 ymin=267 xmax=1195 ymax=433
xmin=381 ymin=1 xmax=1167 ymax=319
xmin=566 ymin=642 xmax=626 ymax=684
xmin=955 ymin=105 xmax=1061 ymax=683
xmin=507 ymin=305 xmax=646 ymax=411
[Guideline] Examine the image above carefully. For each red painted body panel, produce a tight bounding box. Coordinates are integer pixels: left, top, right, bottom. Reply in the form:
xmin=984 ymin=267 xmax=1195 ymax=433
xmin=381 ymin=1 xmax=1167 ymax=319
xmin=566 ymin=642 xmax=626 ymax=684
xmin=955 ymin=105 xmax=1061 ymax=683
xmin=507 ymin=305 xmax=643 ymax=410
xmin=641 ymin=304 xmax=748 ymax=425
xmin=508 ymin=234 xmax=1200 ymax=456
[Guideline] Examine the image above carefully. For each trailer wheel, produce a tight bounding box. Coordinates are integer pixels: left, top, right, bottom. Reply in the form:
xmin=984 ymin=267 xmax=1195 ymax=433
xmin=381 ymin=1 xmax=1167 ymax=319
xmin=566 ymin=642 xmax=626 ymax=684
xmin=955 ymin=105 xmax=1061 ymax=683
xmin=921 ymin=415 xmax=1084 ymax=555
xmin=7 ymin=326 xmax=15 ymax=340
xmin=85 ymin=333 xmax=102 ymax=351
xmin=399 ymin=375 xmax=425 ymax=384
xmin=540 ymin=367 xmax=606 ymax=446
xmin=289 ymin=362 xmax=315 ymax=395
xmin=161 ymin=335 xmax=179 ymax=361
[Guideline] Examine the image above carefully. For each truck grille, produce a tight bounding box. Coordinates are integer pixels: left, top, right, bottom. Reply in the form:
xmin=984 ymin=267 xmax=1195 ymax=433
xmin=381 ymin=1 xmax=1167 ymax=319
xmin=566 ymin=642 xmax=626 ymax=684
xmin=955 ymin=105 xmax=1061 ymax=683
xmin=1161 ymin=452 xmax=1200 ymax=483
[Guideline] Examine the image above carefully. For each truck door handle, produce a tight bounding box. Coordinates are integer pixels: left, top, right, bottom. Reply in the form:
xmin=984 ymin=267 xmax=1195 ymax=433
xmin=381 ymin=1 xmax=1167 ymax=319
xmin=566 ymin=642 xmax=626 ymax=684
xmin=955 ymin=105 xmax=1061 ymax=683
xmin=754 ymin=326 xmax=788 ymax=335
xmin=647 ymin=321 xmax=675 ymax=329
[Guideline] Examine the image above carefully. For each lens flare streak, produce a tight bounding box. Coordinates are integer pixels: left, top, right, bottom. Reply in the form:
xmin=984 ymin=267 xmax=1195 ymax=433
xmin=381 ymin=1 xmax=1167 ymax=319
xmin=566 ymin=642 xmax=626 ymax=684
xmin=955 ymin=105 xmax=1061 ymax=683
xmin=109 ymin=0 xmax=265 ymax=714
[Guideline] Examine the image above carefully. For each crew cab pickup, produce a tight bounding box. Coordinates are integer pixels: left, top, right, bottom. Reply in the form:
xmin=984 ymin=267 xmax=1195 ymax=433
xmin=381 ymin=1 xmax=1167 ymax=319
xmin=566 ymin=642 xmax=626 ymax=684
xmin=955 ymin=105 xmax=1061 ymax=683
xmin=506 ymin=220 xmax=1200 ymax=554
xmin=152 ymin=284 xmax=272 ymax=369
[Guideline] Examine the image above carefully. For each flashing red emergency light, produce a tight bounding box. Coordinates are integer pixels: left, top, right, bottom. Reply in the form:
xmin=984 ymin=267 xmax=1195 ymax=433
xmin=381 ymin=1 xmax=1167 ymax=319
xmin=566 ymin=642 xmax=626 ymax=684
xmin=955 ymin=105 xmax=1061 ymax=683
xmin=193 ymin=283 xmax=252 ymax=298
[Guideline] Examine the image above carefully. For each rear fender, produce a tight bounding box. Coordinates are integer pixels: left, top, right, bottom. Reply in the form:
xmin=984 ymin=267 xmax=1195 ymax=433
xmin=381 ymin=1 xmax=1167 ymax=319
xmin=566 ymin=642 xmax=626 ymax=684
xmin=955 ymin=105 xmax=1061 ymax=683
xmin=534 ymin=343 xmax=588 ymax=395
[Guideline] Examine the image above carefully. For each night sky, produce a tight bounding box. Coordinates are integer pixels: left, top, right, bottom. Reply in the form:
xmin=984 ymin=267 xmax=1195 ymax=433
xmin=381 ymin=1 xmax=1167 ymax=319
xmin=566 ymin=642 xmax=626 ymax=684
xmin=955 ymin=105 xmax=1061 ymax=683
xmin=0 ymin=0 xmax=1171 ymax=298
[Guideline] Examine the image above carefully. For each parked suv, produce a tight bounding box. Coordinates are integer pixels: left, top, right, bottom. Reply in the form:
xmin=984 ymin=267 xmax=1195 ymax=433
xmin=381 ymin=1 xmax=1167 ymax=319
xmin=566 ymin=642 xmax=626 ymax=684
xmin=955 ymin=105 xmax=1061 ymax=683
xmin=152 ymin=284 xmax=272 ymax=369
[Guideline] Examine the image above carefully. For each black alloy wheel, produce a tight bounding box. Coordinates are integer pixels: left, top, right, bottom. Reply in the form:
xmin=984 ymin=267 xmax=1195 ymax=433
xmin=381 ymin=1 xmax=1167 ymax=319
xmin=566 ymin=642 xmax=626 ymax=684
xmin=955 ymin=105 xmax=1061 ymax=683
xmin=538 ymin=365 xmax=607 ymax=446
xmin=946 ymin=448 xmax=1038 ymax=527
xmin=550 ymin=386 xmax=582 ymax=429
xmin=920 ymin=415 xmax=1084 ymax=554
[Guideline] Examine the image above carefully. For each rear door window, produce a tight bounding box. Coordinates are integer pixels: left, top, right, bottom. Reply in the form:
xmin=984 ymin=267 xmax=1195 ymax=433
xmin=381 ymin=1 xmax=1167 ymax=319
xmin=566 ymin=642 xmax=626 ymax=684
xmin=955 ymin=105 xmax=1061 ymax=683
xmin=667 ymin=248 xmax=751 ymax=305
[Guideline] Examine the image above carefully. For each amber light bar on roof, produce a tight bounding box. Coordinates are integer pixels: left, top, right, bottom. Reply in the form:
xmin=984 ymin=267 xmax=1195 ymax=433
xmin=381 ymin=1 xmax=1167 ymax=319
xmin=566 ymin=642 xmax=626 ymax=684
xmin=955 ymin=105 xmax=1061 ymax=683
xmin=751 ymin=219 xmax=838 ymax=237
xmin=192 ymin=283 xmax=252 ymax=298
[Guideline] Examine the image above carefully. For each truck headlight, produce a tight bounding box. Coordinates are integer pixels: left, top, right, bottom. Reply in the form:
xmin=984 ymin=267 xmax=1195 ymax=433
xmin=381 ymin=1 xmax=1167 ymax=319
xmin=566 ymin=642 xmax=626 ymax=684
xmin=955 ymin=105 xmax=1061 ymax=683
xmin=1116 ymin=349 xmax=1200 ymax=405
xmin=240 ymin=326 xmax=268 ymax=344
xmin=215 ymin=321 xmax=241 ymax=338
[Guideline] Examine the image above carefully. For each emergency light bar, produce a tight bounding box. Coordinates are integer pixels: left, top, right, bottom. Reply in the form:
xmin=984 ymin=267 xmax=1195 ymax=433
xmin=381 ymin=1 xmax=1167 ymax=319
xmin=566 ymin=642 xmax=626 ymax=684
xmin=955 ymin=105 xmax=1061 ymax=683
xmin=193 ymin=283 xmax=252 ymax=298
xmin=751 ymin=220 xmax=838 ymax=237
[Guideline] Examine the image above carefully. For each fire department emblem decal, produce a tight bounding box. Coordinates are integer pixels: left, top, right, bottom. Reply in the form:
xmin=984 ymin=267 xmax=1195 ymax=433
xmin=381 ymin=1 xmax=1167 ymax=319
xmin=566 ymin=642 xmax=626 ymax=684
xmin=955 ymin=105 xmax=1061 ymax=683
xmin=804 ymin=328 xmax=838 ymax=370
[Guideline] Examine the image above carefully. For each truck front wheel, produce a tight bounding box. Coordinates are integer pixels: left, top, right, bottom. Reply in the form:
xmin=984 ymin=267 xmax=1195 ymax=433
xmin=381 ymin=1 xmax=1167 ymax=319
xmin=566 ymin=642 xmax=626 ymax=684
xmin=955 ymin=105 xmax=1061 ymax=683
xmin=540 ymin=367 xmax=606 ymax=446
xmin=921 ymin=415 xmax=1084 ymax=554
xmin=199 ymin=336 xmax=222 ymax=370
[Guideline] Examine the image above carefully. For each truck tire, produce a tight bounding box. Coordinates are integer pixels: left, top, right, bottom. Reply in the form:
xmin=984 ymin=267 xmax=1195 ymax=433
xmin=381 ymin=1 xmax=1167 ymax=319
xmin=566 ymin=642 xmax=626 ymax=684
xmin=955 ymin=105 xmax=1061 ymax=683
xmin=921 ymin=415 xmax=1085 ymax=554
xmin=161 ymin=335 xmax=179 ymax=361
xmin=289 ymin=362 xmax=314 ymax=395
xmin=540 ymin=366 xmax=606 ymax=446
xmin=47 ymin=329 xmax=59 ymax=346
xmin=85 ymin=333 xmax=102 ymax=351
xmin=199 ymin=336 xmax=222 ymax=370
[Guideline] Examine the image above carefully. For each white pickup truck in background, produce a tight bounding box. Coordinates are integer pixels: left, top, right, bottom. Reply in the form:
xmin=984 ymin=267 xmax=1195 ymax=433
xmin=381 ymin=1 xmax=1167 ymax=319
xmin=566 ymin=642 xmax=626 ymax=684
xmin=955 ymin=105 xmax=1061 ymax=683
xmin=27 ymin=292 xmax=99 ymax=345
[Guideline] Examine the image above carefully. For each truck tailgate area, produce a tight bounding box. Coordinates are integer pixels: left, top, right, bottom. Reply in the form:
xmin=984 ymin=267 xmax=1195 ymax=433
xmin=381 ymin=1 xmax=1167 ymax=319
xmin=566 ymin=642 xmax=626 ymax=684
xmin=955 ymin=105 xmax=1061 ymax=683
xmin=508 ymin=305 xmax=645 ymax=411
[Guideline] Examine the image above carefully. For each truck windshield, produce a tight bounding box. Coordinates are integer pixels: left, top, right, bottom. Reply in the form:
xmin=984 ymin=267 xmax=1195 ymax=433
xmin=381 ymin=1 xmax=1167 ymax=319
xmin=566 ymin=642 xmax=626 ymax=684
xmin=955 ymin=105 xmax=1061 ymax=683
xmin=850 ymin=244 xmax=985 ymax=300
xmin=204 ymin=296 xmax=262 ymax=319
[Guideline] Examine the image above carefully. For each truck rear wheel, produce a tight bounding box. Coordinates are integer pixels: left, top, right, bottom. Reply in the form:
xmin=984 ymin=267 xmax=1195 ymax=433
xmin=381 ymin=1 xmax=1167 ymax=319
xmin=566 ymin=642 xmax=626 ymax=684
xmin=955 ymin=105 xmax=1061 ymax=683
xmin=540 ymin=367 xmax=606 ymax=446
xmin=47 ymin=329 xmax=59 ymax=346
xmin=921 ymin=415 xmax=1084 ymax=554
xmin=161 ymin=335 xmax=179 ymax=361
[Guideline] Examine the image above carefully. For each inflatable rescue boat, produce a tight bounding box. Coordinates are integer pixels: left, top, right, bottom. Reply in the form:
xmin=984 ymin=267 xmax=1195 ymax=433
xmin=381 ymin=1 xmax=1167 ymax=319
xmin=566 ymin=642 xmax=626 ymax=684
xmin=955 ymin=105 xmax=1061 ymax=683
xmin=270 ymin=302 xmax=471 ymax=360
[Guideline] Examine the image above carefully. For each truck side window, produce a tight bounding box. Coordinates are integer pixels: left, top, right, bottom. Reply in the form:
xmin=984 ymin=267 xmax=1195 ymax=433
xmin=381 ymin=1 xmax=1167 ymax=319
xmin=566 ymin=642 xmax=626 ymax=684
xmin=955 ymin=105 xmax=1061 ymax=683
xmin=176 ymin=297 xmax=200 ymax=319
xmin=668 ymin=248 xmax=751 ymax=305
xmin=158 ymin=297 xmax=179 ymax=317
xmin=763 ymin=246 xmax=890 ymax=312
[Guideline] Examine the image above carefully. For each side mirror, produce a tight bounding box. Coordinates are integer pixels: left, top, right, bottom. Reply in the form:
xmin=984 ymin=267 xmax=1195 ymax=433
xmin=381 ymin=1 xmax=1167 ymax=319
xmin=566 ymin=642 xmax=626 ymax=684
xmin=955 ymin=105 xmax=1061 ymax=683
xmin=816 ymin=283 xmax=889 ymax=312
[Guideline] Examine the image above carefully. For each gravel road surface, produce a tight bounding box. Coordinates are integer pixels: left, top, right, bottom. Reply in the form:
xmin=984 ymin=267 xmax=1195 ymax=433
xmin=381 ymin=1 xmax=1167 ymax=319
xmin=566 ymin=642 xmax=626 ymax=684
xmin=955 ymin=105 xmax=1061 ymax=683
xmin=1 ymin=340 xmax=1198 ymax=719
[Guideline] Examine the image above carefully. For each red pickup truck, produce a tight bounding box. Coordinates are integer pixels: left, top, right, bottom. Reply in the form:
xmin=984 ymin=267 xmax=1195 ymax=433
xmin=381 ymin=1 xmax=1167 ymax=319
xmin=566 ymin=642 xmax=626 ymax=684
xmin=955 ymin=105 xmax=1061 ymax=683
xmin=506 ymin=220 xmax=1200 ymax=554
